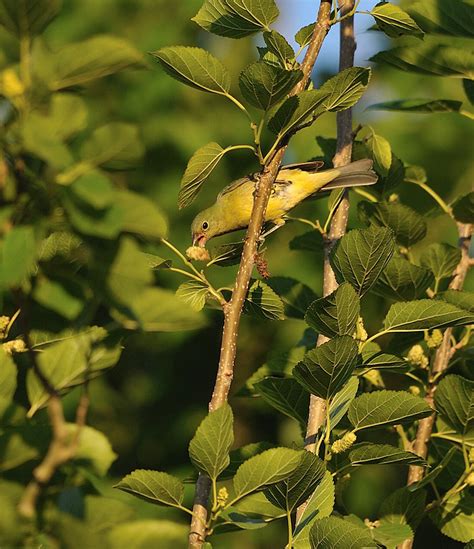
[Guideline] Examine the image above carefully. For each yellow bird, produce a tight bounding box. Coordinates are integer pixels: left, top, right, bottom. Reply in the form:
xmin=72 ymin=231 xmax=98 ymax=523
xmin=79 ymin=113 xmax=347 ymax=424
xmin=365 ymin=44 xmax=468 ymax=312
xmin=191 ymin=159 xmax=377 ymax=247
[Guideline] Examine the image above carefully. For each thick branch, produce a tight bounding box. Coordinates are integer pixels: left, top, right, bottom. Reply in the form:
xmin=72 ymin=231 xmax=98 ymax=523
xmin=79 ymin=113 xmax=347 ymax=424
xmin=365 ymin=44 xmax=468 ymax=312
xmin=296 ymin=0 xmax=355 ymax=523
xmin=188 ymin=2 xmax=332 ymax=547
xmin=400 ymin=221 xmax=472 ymax=549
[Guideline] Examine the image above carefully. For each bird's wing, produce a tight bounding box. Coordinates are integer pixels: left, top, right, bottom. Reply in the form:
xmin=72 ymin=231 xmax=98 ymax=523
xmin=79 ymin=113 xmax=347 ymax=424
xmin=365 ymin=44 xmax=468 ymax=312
xmin=280 ymin=160 xmax=324 ymax=173
xmin=217 ymin=177 xmax=251 ymax=199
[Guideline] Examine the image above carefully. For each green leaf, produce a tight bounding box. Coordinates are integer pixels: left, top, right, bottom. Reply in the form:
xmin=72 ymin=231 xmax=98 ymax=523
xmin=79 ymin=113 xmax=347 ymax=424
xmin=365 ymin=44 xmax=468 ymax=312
xmin=374 ymin=153 xmax=405 ymax=196
xmin=295 ymin=22 xmax=315 ymax=48
xmin=266 ymin=276 xmax=317 ymax=320
xmin=0 ymin=226 xmax=36 ymax=288
xmin=330 ymin=226 xmax=396 ymax=296
xmin=265 ymin=451 xmax=325 ymax=513
xmin=115 ymin=470 xmax=184 ymax=508
xmin=108 ymin=519 xmax=187 ymax=549
xmin=223 ymin=442 xmax=275 ymax=479
xmin=123 ymin=288 xmax=207 ymax=332
xmin=374 ymin=254 xmax=434 ymax=301
xmin=267 ymin=88 xmax=329 ymax=135
xmin=435 ymin=375 xmax=474 ymax=446
xmin=232 ymin=447 xmax=301 ymax=500
xmin=380 ymin=487 xmax=426 ymax=531
xmin=116 ymin=190 xmax=168 ymax=239
xmin=361 ymin=344 xmax=407 ymax=371
xmin=305 ymin=282 xmax=360 ymax=338
xmin=370 ymin=2 xmax=423 ymax=38
xmin=370 ymin=41 xmax=474 ymax=79
xmin=293 ymin=336 xmax=359 ymax=400
xmin=293 ymin=471 xmax=335 ymax=548
xmin=409 ymin=0 xmax=474 ymax=38
xmin=0 ymin=0 xmax=61 ymax=37
xmin=0 ymin=427 xmax=43 ymax=471
xmin=383 ymin=299 xmax=474 ymax=332
xmin=359 ymin=201 xmax=426 ymax=248
xmin=373 ymin=521 xmax=413 ymax=548
xmin=368 ymin=99 xmax=463 ymax=114
xmin=239 ymin=62 xmax=302 ymax=110
xmin=326 ymin=377 xmax=359 ymax=432
xmin=254 ymin=377 xmax=309 ymax=428
xmin=348 ymin=443 xmax=426 ymax=466
xmin=192 ymin=0 xmax=279 ymax=39
xmin=289 ymin=230 xmax=324 ymax=252
xmin=33 ymin=35 xmax=143 ymax=90
xmin=231 ymin=489 xmax=282 ymax=518
xmin=176 ymin=281 xmax=209 ymax=312
xmin=80 ymin=123 xmax=144 ymax=169
xmin=420 ymin=243 xmax=461 ymax=282
xmin=69 ymin=171 xmax=114 ymax=210
xmin=210 ymin=240 xmax=244 ymax=267
xmin=0 ymin=348 xmax=16 ymax=417
xmin=452 ymin=191 xmax=474 ymax=223
xmin=244 ymin=280 xmax=285 ymax=320
xmin=106 ymin=237 xmax=153 ymax=308
xmin=263 ymin=30 xmax=295 ymax=65
xmin=151 ymin=46 xmax=230 ymax=94
xmin=33 ymin=277 xmax=85 ymax=320
xmin=189 ymin=404 xmax=234 ymax=480
xmin=309 ymin=516 xmax=377 ymax=548
xmin=436 ymin=290 xmax=474 ymax=313
xmin=63 ymin=191 xmax=122 ymax=239
xmin=319 ymin=67 xmax=371 ymax=112
xmin=348 ymin=390 xmax=432 ymax=431
xmin=178 ymin=142 xmax=226 ymax=209
xmin=408 ymin=447 xmax=457 ymax=492
xmin=70 ymin=424 xmax=117 ymax=475
xmin=366 ymin=132 xmax=392 ymax=176
xmin=430 ymin=492 xmax=474 ymax=543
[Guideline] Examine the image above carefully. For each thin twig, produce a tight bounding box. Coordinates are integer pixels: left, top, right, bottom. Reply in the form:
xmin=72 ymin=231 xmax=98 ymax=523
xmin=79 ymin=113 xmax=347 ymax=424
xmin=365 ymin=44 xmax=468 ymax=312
xmin=296 ymin=0 xmax=356 ymax=523
xmin=188 ymin=2 xmax=333 ymax=547
xmin=399 ymin=222 xmax=472 ymax=549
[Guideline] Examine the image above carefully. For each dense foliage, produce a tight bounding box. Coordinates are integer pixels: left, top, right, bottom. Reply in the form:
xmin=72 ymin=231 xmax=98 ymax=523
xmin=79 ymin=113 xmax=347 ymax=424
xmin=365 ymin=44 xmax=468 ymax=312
xmin=0 ymin=0 xmax=472 ymax=548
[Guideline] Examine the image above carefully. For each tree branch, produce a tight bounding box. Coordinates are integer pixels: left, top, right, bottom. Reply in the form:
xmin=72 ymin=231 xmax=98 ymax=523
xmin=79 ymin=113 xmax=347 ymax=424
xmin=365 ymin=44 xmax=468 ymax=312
xmin=188 ymin=2 xmax=333 ymax=547
xmin=399 ymin=221 xmax=472 ymax=549
xmin=296 ymin=0 xmax=356 ymax=523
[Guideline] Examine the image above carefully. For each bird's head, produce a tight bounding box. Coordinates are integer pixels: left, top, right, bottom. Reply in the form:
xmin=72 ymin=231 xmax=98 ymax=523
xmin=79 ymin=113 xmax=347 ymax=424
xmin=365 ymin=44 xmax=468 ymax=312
xmin=191 ymin=206 xmax=222 ymax=247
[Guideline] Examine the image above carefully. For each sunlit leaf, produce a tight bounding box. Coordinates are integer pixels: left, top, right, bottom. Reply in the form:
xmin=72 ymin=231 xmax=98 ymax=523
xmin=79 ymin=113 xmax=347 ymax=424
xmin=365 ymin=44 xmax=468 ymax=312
xmin=233 ymin=448 xmax=301 ymax=500
xmin=436 ymin=290 xmax=474 ymax=313
xmin=374 ymin=254 xmax=434 ymax=301
xmin=309 ymin=516 xmax=376 ymax=548
xmin=435 ymin=375 xmax=474 ymax=446
xmin=331 ymin=226 xmax=396 ymax=296
xmin=239 ymin=62 xmax=302 ymax=110
xmin=380 ymin=487 xmax=426 ymax=531
xmin=420 ymin=243 xmax=461 ymax=281
xmin=179 ymin=142 xmax=226 ymax=209
xmin=263 ymin=30 xmax=295 ymax=64
xmin=370 ymin=2 xmax=423 ymax=38
xmin=319 ymin=67 xmax=371 ymax=112
xmin=366 ymin=132 xmax=391 ymax=176
xmin=0 ymin=225 xmax=36 ymax=287
xmin=293 ymin=336 xmax=359 ymax=400
xmin=305 ymin=282 xmax=360 ymax=338
xmin=192 ymin=0 xmax=279 ymax=39
xmin=116 ymin=190 xmax=167 ymax=239
xmin=359 ymin=201 xmax=426 ymax=248
xmin=0 ymin=348 xmax=16 ymax=417
xmin=265 ymin=450 xmax=325 ymax=513
xmin=244 ymin=280 xmax=285 ymax=320
xmin=116 ymin=470 xmax=184 ymax=508
xmin=189 ymin=404 xmax=234 ymax=480
xmin=348 ymin=443 xmax=426 ymax=466
xmin=254 ymin=377 xmax=309 ymax=428
xmin=409 ymin=0 xmax=474 ymax=38
xmin=348 ymin=390 xmax=432 ymax=431
xmin=295 ymin=22 xmax=315 ymax=48
xmin=176 ymin=280 xmax=209 ymax=312
xmin=70 ymin=424 xmax=117 ymax=475
xmin=383 ymin=299 xmax=474 ymax=332
xmin=429 ymin=492 xmax=474 ymax=543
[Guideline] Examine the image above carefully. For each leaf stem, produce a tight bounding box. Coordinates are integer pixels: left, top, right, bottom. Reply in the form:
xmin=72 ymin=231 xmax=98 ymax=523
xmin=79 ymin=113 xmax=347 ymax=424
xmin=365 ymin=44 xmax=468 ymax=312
xmin=286 ymin=509 xmax=293 ymax=549
xmin=224 ymin=93 xmax=254 ymax=124
xmin=353 ymin=188 xmax=378 ymax=202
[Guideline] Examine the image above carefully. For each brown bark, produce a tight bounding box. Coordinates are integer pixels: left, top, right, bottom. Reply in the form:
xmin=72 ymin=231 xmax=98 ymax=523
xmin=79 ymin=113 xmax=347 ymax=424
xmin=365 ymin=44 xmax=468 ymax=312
xmin=188 ymin=2 xmax=333 ymax=547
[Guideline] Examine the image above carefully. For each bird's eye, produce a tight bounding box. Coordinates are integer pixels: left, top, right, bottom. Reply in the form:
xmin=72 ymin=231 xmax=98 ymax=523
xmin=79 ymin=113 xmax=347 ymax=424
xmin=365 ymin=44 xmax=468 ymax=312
xmin=202 ymin=221 xmax=209 ymax=231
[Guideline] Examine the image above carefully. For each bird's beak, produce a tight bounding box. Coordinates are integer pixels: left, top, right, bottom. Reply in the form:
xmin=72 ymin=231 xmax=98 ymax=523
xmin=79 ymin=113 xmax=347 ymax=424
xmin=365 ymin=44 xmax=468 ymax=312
xmin=192 ymin=233 xmax=207 ymax=248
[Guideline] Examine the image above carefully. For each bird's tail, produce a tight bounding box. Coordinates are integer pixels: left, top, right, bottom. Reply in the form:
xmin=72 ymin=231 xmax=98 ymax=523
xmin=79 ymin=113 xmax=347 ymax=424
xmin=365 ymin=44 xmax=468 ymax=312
xmin=322 ymin=159 xmax=378 ymax=190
